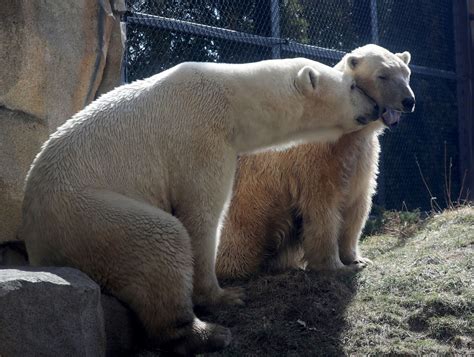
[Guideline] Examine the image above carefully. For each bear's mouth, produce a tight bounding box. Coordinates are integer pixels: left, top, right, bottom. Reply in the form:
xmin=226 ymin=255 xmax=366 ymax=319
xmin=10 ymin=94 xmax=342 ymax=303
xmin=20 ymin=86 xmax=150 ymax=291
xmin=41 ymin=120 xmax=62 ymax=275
xmin=382 ymin=108 xmax=402 ymax=128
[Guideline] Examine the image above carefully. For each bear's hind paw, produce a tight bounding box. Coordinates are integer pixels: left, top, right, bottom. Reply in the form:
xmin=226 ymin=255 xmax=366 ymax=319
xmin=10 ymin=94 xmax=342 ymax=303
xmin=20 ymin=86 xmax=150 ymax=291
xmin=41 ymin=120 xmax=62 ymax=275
xmin=166 ymin=319 xmax=232 ymax=355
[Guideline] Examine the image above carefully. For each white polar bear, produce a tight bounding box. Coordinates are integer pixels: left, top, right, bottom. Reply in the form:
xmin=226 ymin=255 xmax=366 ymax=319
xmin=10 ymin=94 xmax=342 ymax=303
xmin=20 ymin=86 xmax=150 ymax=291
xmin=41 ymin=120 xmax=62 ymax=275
xmin=20 ymin=58 xmax=379 ymax=354
xmin=216 ymin=45 xmax=415 ymax=279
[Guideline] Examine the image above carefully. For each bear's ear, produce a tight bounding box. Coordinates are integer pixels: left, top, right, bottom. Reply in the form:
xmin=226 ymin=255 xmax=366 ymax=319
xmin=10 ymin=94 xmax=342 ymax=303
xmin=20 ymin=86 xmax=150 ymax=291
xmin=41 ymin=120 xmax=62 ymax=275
xmin=295 ymin=66 xmax=321 ymax=96
xmin=396 ymin=51 xmax=411 ymax=64
xmin=346 ymin=55 xmax=362 ymax=70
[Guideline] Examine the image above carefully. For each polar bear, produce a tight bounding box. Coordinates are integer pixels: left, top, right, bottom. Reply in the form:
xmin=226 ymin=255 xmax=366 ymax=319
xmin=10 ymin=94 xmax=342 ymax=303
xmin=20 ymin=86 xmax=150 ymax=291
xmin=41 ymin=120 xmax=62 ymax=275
xmin=216 ymin=45 xmax=415 ymax=278
xmin=20 ymin=58 xmax=379 ymax=354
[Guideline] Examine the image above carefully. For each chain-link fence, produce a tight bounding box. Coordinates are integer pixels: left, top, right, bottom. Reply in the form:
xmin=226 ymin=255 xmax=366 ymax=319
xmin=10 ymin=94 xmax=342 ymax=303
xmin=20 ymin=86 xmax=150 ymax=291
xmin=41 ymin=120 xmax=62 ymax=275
xmin=122 ymin=0 xmax=464 ymax=211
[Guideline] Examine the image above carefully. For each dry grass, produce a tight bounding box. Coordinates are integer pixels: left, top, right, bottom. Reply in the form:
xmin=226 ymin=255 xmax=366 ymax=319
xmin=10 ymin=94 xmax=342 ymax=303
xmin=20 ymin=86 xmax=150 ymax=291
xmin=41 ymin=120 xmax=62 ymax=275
xmin=363 ymin=206 xmax=426 ymax=240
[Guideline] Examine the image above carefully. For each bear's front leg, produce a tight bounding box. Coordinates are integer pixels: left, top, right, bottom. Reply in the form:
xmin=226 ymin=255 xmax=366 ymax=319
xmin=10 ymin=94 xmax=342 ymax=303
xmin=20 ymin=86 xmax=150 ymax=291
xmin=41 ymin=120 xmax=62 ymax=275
xmin=188 ymin=219 xmax=245 ymax=307
xmin=301 ymin=204 xmax=361 ymax=272
xmin=176 ymin=177 xmax=245 ymax=308
xmin=338 ymin=194 xmax=373 ymax=269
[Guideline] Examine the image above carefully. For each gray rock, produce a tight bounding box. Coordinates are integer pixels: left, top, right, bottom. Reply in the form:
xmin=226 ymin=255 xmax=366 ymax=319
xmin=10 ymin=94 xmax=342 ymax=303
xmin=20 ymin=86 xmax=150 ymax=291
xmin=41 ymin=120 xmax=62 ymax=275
xmin=0 ymin=267 xmax=106 ymax=357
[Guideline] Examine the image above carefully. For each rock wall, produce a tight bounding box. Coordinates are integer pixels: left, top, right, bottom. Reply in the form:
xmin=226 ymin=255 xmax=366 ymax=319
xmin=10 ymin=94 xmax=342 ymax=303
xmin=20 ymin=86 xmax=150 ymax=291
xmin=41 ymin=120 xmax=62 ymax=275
xmin=0 ymin=0 xmax=125 ymax=243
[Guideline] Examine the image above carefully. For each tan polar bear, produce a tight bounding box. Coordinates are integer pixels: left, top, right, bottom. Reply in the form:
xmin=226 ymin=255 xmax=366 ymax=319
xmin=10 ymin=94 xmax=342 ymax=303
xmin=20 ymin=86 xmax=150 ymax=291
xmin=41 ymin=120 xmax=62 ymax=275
xmin=20 ymin=58 xmax=380 ymax=354
xmin=216 ymin=45 xmax=415 ymax=278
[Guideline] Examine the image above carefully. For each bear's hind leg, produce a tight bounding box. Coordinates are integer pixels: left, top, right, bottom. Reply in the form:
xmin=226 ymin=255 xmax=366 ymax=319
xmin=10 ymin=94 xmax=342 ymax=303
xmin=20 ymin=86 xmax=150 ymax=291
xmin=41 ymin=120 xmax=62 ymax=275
xmin=216 ymin=218 xmax=270 ymax=280
xmin=67 ymin=190 xmax=231 ymax=354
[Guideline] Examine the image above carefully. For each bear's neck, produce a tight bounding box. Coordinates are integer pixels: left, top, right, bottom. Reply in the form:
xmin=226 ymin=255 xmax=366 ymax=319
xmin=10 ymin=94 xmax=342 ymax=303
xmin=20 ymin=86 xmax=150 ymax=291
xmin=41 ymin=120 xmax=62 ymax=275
xmin=229 ymin=100 xmax=306 ymax=154
xmin=222 ymin=67 xmax=307 ymax=153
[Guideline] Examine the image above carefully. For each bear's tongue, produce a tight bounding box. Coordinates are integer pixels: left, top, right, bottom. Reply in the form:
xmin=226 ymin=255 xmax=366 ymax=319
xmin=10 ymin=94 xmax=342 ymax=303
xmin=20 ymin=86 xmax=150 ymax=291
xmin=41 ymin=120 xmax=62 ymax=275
xmin=382 ymin=109 xmax=401 ymax=127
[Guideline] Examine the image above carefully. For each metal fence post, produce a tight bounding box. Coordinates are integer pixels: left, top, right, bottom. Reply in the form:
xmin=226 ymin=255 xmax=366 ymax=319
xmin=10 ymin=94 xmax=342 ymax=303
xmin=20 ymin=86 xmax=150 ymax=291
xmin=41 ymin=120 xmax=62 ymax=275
xmin=120 ymin=16 xmax=128 ymax=84
xmin=369 ymin=0 xmax=387 ymax=208
xmin=270 ymin=0 xmax=281 ymax=59
xmin=453 ymin=0 xmax=473 ymax=202
xmin=370 ymin=0 xmax=379 ymax=44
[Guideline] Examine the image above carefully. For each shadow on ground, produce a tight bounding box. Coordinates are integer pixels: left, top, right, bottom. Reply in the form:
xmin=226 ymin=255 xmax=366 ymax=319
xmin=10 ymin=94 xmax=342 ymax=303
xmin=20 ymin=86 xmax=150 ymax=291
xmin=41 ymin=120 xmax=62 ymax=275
xmin=205 ymin=269 xmax=359 ymax=356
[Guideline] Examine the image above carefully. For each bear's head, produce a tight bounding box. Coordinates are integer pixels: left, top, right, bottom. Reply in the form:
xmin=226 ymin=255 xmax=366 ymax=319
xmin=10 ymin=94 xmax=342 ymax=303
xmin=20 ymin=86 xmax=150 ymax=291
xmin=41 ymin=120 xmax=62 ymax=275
xmin=294 ymin=61 xmax=381 ymax=133
xmin=337 ymin=44 xmax=415 ymax=127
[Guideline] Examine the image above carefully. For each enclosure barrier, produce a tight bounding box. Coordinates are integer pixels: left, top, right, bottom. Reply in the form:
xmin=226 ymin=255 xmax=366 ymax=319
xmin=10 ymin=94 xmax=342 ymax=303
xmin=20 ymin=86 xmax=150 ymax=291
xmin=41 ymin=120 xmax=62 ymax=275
xmin=122 ymin=0 xmax=470 ymax=211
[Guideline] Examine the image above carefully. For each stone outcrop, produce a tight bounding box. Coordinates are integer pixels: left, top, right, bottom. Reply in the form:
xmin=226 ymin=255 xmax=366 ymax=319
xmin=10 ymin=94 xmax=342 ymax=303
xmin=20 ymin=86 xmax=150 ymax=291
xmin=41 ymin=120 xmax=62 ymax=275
xmin=0 ymin=268 xmax=106 ymax=356
xmin=0 ymin=0 xmax=125 ymax=243
xmin=0 ymin=267 xmax=141 ymax=356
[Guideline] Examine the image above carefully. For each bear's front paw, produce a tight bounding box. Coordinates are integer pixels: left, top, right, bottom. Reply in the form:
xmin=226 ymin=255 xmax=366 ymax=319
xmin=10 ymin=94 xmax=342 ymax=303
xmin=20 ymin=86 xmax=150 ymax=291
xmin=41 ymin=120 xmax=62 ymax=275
xmin=348 ymin=256 xmax=373 ymax=270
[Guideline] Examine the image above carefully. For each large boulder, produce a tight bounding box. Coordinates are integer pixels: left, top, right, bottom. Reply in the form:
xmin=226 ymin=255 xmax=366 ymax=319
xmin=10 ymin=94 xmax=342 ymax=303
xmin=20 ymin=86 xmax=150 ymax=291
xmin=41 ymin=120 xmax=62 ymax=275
xmin=0 ymin=0 xmax=125 ymax=243
xmin=0 ymin=267 xmax=141 ymax=356
xmin=0 ymin=267 xmax=106 ymax=356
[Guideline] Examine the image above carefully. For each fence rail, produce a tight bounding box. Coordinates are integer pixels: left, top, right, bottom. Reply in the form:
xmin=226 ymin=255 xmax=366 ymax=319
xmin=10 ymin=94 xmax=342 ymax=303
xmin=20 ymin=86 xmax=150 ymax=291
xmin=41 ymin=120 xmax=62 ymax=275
xmin=125 ymin=11 xmax=457 ymax=80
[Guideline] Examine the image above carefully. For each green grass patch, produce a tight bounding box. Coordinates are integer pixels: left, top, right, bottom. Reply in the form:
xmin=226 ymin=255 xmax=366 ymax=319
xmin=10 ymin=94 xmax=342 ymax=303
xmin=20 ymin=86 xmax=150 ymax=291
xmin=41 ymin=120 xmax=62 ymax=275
xmin=342 ymin=206 xmax=473 ymax=354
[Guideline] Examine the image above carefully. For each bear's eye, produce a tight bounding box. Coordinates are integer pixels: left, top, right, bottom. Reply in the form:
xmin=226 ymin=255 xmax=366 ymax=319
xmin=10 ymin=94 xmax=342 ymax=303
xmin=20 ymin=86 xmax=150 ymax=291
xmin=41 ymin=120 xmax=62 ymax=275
xmin=350 ymin=83 xmax=356 ymax=90
xmin=378 ymin=75 xmax=388 ymax=80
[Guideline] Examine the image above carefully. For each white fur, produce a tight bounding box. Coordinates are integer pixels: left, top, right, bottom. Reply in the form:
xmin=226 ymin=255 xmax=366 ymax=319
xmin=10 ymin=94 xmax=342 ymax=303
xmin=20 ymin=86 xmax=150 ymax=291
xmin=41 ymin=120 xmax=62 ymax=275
xmin=216 ymin=45 xmax=415 ymax=279
xmin=20 ymin=58 xmax=377 ymax=352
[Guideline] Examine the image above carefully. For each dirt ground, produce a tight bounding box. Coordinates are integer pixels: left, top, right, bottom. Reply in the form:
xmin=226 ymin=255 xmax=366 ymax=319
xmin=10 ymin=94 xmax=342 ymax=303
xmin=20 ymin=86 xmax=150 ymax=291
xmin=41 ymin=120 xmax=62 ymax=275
xmin=210 ymin=270 xmax=359 ymax=356
xmin=199 ymin=207 xmax=473 ymax=356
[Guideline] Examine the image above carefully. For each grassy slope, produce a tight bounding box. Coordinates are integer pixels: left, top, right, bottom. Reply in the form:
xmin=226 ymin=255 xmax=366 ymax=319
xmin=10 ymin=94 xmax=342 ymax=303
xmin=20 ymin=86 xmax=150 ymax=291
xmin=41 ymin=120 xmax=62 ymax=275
xmin=207 ymin=207 xmax=473 ymax=356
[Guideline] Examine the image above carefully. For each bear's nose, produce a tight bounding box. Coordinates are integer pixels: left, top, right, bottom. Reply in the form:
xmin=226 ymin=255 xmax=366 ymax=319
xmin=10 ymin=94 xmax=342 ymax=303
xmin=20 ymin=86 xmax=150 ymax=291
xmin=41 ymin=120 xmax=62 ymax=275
xmin=402 ymin=97 xmax=416 ymax=112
